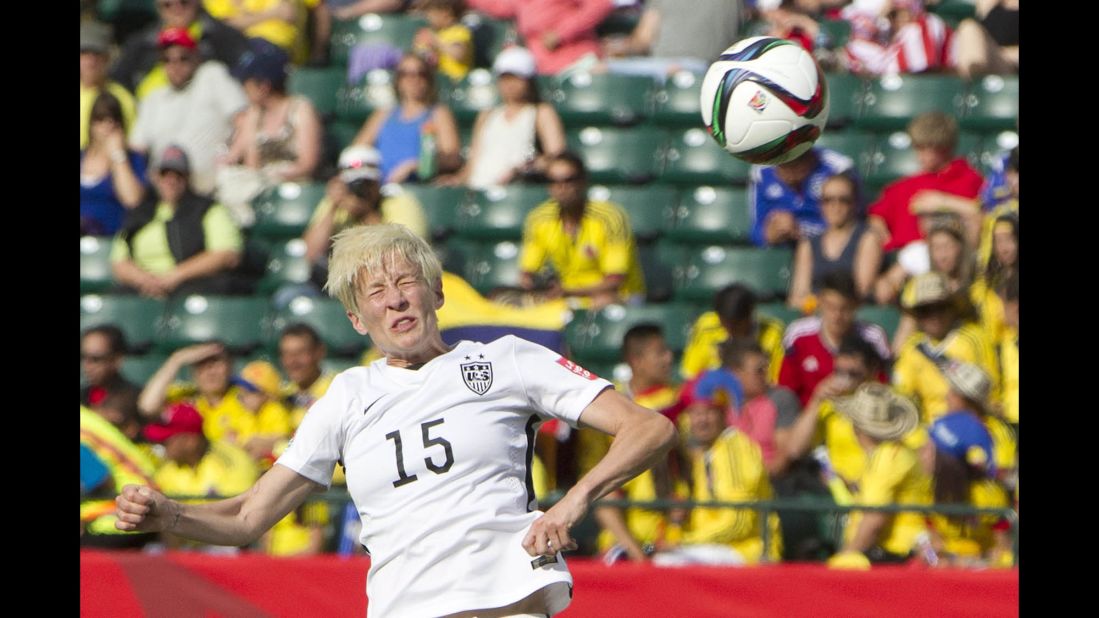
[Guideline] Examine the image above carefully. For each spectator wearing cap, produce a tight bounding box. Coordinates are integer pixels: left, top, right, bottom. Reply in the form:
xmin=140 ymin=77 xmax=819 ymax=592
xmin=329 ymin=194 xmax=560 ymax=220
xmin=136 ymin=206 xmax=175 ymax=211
xmin=129 ymin=28 xmax=248 ymax=196
xmin=110 ymin=144 xmax=245 ymax=298
xmin=829 ymin=383 xmax=932 ymax=567
xmin=436 ymin=46 xmax=566 ymax=190
xmin=81 ymin=20 xmax=137 ymax=149
xmin=778 ymin=271 xmax=892 ymax=407
xmin=81 ymin=91 xmax=150 ymax=236
xmin=143 ymin=402 xmax=259 ymax=535
xmin=893 ymin=272 xmax=1001 ymax=424
xmin=302 ymin=145 xmax=427 ymax=287
xmin=202 ymin=0 xmax=306 ymax=61
xmin=919 ymin=401 xmax=1013 ymax=568
xmin=352 ymin=53 xmax=462 ymax=183
xmin=216 ymin=360 xmax=294 ymax=465
xmin=110 ymin=0 xmax=250 ymax=99
xmin=651 ymin=376 xmax=783 ymax=566
xmin=467 ymin=0 xmax=614 ymax=75
xmin=679 ymin=283 xmax=786 ymax=384
xmin=942 ymin=361 xmax=1016 ymax=492
xmin=215 ymin=40 xmax=322 ymax=226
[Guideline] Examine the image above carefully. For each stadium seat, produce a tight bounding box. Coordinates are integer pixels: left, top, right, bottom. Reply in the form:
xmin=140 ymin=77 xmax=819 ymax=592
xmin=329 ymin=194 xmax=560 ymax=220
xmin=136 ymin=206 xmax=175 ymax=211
xmin=329 ymin=12 xmax=428 ymax=64
xmin=663 ymin=127 xmax=752 ymax=186
xmin=674 ymin=245 xmax=794 ymax=303
xmin=961 ymin=75 xmax=1019 ymax=133
xmin=565 ymin=302 xmax=702 ymax=364
xmin=667 ymin=186 xmax=752 ymax=245
xmin=288 ymin=66 xmax=347 ymax=119
xmin=651 ymin=70 xmax=704 ymax=127
xmin=461 ymin=240 xmax=524 ymax=296
xmin=156 ymin=296 xmax=270 ymax=354
xmin=972 ymin=130 xmax=1018 ymax=173
xmin=756 ymin=302 xmax=802 ymax=328
xmin=568 ymin=126 xmax=668 ymax=184
xmin=80 ymin=294 xmax=165 ymax=354
xmin=857 ymin=304 xmax=902 ymax=341
xmin=322 ymin=357 xmax=364 ymax=375
xmin=81 ymin=236 xmax=115 ymax=294
xmin=437 ymin=237 xmax=477 ymax=278
xmin=814 ymin=130 xmax=877 ymax=178
xmin=393 ymin=184 xmax=469 ymax=242
xmin=463 ymin=12 xmax=517 ymax=69
xmin=586 ymin=184 xmax=678 ymax=243
xmin=326 ymin=120 xmax=363 ymax=157
xmin=823 ymin=72 xmax=867 ymax=128
xmin=443 ymin=69 xmax=500 ymax=125
xmin=257 ymin=239 xmax=314 ymax=294
xmin=336 ymin=69 xmax=398 ymax=124
xmin=865 ymin=130 xmax=984 ymax=187
xmin=251 ymin=181 xmax=327 ymax=241
xmin=854 ymin=74 xmax=967 ymax=132
xmin=817 ymin=19 xmax=852 ymax=48
xmin=454 ymin=185 xmax=548 ymax=241
xmin=545 ymin=72 xmax=655 ymax=126
xmin=640 ymin=241 xmax=687 ymax=303
xmin=929 ymin=0 xmax=977 ymax=23
xmin=596 ymin=5 xmax=644 ymax=37
xmin=120 ymin=353 xmax=170 ymax=387
xmin=269 ymin=295 xmax=369 ymax=358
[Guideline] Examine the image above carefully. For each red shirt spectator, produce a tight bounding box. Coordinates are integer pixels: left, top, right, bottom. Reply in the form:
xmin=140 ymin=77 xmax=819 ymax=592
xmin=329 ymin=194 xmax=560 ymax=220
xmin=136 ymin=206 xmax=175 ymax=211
xmin=778 ymin=316 xmax=892 ymax=406
xmin=869 ymin=157 xmax=984 ymax=251
xmin=467 ymin=0 xmax=613 ymax=74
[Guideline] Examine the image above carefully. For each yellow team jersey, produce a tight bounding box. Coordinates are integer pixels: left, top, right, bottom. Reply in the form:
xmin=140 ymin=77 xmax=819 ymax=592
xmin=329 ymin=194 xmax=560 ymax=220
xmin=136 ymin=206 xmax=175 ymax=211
xmin=168 ymin=385 xmax=293 ymax=452
xmin=929 ymin=478 xmax=1010 ymax=559
xmin=80 ymin=81 xmax=137 ymax=148
xmin=893 ymin=323 xmax=1001 ymax=423
xmin=970 ymin=277 xmax=1007 ymax=348
xmin=683 ymin=428 xmax=783 ymax=564
xmin=203 ymin=0 xmax=301 ymax=52
xmin=431 ymin=24 xmax=473 ymax=81
xmin=80 ymin=406 xmax=161 ymax=535
xmin=985 ymin=415 xmax=1017 ymax=481
xmin=816 ymin=400 xmax=866 ymax=487
xmin=308 ymin=192 xmax=428 ymax=241
xmin=519 ymin=200 xmax=646 ymax=304
xmin=678 ymin=312 xmax=786 ymax=383
xmin=999 ymin=330 xmax=1018 ymax=424
xmin=154 ymin=440 xmax=259 ymax=499
xmin=844 ymin=441 xmax=933 ymax=557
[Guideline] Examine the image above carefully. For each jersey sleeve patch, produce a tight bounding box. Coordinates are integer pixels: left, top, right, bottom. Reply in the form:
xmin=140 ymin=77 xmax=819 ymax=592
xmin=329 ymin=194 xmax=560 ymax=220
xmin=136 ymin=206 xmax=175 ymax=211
xmin=556 ymin=357 xmax=600 ymax=381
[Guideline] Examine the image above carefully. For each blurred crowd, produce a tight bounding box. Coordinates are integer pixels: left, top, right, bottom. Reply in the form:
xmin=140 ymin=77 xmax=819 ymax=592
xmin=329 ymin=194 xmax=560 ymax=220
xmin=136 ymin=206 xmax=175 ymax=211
xmin=80 ymin=0 xmax=1019 ymax=569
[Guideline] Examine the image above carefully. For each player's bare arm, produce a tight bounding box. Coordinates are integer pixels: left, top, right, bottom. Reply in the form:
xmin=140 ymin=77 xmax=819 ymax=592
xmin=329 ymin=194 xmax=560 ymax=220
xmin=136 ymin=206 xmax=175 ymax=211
xmin=115 ymin=464 xmax=324 ymax=546
xmin=522 ymin=388 xmax=676 ymax=557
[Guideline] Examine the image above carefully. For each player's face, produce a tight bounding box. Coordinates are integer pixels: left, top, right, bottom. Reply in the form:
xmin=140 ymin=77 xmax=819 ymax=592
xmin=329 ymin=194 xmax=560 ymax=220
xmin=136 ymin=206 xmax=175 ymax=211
xmin=347 ymin=255 xmax=445 ymax=363
xmin=279 ymin=335 xmax=324 ymax=387
xmin=629 ymin=336 xmax=673 ymax=385
xmin=81 ymin=332 xmax=121 ymax=386
xmin=818 ymin=290 xmax=856 ymax=339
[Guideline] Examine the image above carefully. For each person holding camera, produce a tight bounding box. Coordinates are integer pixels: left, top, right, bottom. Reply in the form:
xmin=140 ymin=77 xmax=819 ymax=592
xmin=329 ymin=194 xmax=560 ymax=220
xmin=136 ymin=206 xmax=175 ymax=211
xmin=302 ymin=145 xmax=427 ymax=285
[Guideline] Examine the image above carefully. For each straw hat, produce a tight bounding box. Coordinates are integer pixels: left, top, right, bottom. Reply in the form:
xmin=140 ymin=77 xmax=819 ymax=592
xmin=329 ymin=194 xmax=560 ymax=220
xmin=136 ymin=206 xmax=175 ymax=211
xmin=943 ymin=361 xmax=991 ymax=409
xmin=835 ymin=383 xmax=919 ymax=441
xmin=900 ymin=271 xmax=955 ymax=310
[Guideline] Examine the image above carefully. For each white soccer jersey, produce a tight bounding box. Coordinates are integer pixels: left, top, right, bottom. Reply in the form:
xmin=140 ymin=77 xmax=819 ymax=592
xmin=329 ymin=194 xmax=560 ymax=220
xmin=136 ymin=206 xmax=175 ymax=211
xmin=277 ymin=336 xmax=613 ymax=618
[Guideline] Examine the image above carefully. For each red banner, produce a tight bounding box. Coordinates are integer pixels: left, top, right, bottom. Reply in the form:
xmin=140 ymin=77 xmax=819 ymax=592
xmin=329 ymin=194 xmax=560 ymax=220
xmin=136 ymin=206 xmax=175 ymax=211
xmin=81 ymin=550 xmax=1018 ymax=617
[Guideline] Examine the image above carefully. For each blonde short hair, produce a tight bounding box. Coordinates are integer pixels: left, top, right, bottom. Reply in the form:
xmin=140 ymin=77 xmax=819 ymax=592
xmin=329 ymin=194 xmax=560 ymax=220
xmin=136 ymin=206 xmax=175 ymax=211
xmin=907 ymin=111 xmax=958 ymax=152
xmin=325 ymin=224 xmax=443 ymax=316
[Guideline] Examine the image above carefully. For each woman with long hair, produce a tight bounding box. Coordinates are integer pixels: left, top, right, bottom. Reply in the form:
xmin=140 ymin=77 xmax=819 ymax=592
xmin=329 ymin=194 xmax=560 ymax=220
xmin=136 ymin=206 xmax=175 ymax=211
xmin=80 ymin=92 xmax=148 ymax=235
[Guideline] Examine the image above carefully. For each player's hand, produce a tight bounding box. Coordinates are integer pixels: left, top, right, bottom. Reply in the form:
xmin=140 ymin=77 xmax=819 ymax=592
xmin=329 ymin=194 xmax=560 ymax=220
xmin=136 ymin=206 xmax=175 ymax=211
xmin=522 ymin=493 xmax=585 ymax=557
xmin=114 ymin=484 xmax=174 ymax=533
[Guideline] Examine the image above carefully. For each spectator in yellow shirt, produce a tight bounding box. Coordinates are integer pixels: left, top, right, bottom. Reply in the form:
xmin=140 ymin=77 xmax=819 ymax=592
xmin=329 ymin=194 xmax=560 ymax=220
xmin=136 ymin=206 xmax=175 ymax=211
xmin=997 ymin=274 xmax=1018 ymax=429
xmin=830 ymin=383 xmax=932 ymax=567
xmin=413 ymin=0 xmax=474 ymax=82
xmin=941 ymin=361 xmax=1016 ymax=493
xmin=679 ymin=283 xmax=785 ymax=382
xmin=227 ymin=361 xmax=294 ymax=465
xmin=519 ymin=151 xmax=646 ymax=308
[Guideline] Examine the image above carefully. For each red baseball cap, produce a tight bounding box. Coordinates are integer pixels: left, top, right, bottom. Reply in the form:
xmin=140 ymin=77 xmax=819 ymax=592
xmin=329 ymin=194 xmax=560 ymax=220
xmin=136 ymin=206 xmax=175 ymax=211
xmin=157 ymin=27 xmax=197 ymax=51
xmin=143 ymin=402 xmax=204 ymax=442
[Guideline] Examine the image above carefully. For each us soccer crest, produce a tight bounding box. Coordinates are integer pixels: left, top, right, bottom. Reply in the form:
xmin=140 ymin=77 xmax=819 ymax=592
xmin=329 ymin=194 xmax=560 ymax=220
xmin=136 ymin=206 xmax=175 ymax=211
xmin=460 ymin=361 xmax=493 ymax=396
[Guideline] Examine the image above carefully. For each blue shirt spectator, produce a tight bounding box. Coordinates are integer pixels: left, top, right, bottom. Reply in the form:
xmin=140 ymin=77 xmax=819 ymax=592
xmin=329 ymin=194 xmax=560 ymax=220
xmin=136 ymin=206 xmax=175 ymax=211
xmin=80 ymin=150 xmax=148 ymax=236
xmin=749 ymin=147 xmax=858 ymax=247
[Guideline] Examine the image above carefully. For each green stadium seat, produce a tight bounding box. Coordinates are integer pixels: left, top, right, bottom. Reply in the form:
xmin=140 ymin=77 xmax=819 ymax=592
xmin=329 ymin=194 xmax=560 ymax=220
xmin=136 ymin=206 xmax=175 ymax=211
xmin=394 ymin=184 xmax=468 ymax=241
xmin=586 ymin=184 xmax=678 ymax=243
xmin=156 ymin=295 xmax=270 ymax=354
xmin=824 ymin=73 xmax=867 ymax=128
xmin=288 ymin=66 xmax=347 ymax=119
xmin=80 ymin=294 xmax=165 ymax=353
xmin=854 ymin=74 xmax=966 ymax=132
xmin=120 ymin=353 xmax=170 ymax=387
xmin=257 ymin=239 xmax=313 ymax=294
xmin=546 ymin=72 xmax=655 ymax=126
xmin=329 ymin=12 xmax=428 ymax=64
xmin=565 ymin=302 xmax=702 ymax=364
xmin=437 ymin=237 xmax=477 ymax=277
xmin=929 ymin=0 xmax=978 ymax=23
xmin=270 ymin=295 xmax=369 ymax=358
xmin=81 ymin=236 xmax=115 ymax=294
xmin=443 ymin=69 xmax=500 ymax=125
xmin=756 ymin=302 xmax=802 ymax=329
xmin=640 ymin=241 xmax=687 ymax=303
xmin=568 ymin=126 xmax=667 ymax=184
xmin=663 ymin=127 xmax=752 ymax=185
xmin=322 ymin=357 xmax=364 ymax=375
xmin=596 ymin=6 xmax=643 ymax=37
xmin=674 ymin=245 xmax=793 ymax=303
xmin=463 ymin=12 xmax=518 ymax=69
xmin=336 ymin=69 xmax=398 ymax=124
xmin=454 ymin=185 xmax=548 ymax=241
xmin=961 ymin=75 xmax=1019 ymax=133
xmin=972 ymin=130 xmax=1018 ymax=173
xmin=326 ymin=120 xmax=363 ymax=157
xmin=814 ymin=130 xmax=877 ymax=178
xmin=857 ymin=304 xmax=902 ymax=341
xmin=251 ymin=181 xmax=327 ymax=241
xmin=651 ymin=70 xmax=704 ymax=127
xmin=865 ymin=130 xmax=984 ymax=187
xmin=461 ymin=240 xmax=524 ymax=296
xmin=817 ymin=19 xmax=852 ymax=49
xmin=668 ymin=186 xmax=752 ymax=245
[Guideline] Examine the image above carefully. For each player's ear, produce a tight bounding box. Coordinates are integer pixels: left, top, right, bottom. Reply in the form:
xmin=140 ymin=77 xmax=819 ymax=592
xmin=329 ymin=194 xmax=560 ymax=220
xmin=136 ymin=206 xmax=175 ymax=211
xmin=433 ymin=278 xmax=444 ymax=309
xmin=347 ymin=310 xmax=370 ymax=335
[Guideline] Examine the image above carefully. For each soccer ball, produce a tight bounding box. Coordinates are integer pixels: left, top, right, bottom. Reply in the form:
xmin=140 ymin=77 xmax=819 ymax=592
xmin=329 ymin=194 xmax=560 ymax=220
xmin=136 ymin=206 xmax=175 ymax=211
xmin=700 ymin=36 xmax=829 ymax=166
